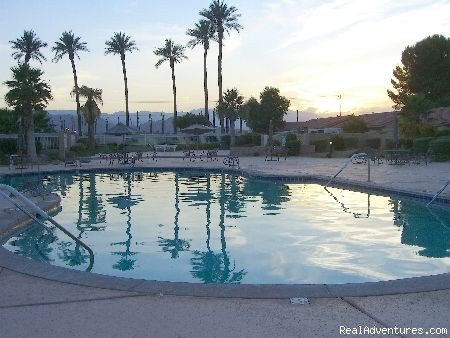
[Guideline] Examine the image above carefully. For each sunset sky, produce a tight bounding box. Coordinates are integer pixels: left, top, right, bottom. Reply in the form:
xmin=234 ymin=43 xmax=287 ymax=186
xmin=1 ymin=0 xmax=450 ymax=118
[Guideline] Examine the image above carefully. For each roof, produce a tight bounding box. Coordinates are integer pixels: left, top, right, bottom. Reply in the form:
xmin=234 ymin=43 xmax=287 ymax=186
xmin=429 ymin=107 xmax=450 ymax=126
xmin=285 ymin=111 xmax=396 ymax=131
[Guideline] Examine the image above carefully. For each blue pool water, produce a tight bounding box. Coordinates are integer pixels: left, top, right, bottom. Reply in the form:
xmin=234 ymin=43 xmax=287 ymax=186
xmin=2 ymin=171 xmax=449 ymax=284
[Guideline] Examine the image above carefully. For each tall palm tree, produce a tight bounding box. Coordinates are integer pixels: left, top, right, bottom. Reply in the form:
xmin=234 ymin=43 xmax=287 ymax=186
xmin=200 ymin=0 xmax=242 ymax=133
xmin=187 ymin=20 xmax=216 ymax=120
xmin=154 ymin=39 xmax=188 ymax=134
xmin=105 ymin=32 xmax=138 ymax=127
xmin=75 ymin=86 xmax=103 ymax=150
xmin=9 ymin=29 xmax=47 ymax=64
xmin=52 ymin=31 xmax=89 ymax=136
xmin=4 ymin=63 xmax=52 ymax=161
xmin=9 ymin=30 xmax=47 ymax=153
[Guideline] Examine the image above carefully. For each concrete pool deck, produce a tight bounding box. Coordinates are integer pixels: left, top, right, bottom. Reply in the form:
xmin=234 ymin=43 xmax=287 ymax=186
xmin=0 ymin=155 xmax=449 ymax=337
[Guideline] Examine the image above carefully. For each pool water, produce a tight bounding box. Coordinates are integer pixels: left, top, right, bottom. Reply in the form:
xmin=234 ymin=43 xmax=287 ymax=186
xmin=2 ymin=171 xmax=450 ymax=284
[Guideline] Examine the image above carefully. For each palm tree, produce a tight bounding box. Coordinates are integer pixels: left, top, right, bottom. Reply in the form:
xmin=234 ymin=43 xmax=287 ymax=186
xmin=75 ymin=86 xmax=103 ymax=150
xmin=200 ymin=0 xmax=242 ymax=133
xmin=154 ymin=39 xmax=187 ymax=134
xmin=4 ymin=63 xmax=52 ymax=161
xmin=187 ymin=20 xmax=216 ymax=120
xmin=9 ymin=30 xmax=47 ymax=153
xmin=9 ymin=30 xmax=47 ymax=64
xmin=105 ymin=32 xmax=138 ymax=127
xmin=52 ymin=31 xmax=88 ymax=136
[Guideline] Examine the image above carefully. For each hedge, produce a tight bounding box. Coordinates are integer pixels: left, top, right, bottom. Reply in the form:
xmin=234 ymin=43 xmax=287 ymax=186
xmin=365 ymin=138 xmax=381 ymax=150
xmin=412 ymin=137 xmax=434 ymax=154
xmin=343 ymin=137 xmax=359 ymax=149
xmin=0 ymin=139 xmax=17 ymax=154
xmin=429 ymin=136 xmax=450 ymax=161
xmin=311 ymin=139 xmax=329 ymax=152
xmin=331 ymin=135 xmax=345 ymax=150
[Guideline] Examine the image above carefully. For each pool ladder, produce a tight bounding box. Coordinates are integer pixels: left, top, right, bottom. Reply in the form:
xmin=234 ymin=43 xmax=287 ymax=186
xmin=427 ymin=180 xmax=450 ymax=207
xmin=326 ymin=153 xmax=370 ymax=187
xmin=0 ymin=184 xmax=94 ymax=271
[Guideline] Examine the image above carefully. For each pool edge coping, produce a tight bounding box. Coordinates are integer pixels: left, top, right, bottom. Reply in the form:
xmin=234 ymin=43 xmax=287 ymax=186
xmin=0 ymin=166 xmax=449 ymax=299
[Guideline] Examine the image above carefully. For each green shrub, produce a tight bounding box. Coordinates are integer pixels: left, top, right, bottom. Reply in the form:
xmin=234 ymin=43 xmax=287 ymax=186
xmin=412 ymin=137 xmax=434 ymax=154
xmin=384 ymin=139 xmax=395 ymax=150
xmin=331 ymin=135 xmax=345 ymax=150
xmin=250 ymin=133 xmax=261 ymax=146
xmin=285 ymin=132 xmax=297 ymax=142
xmin=35 ymin=140 xmax=42 ymax=155
xmin=285 ymin=139 xmax=301 ymax=155
xmin=234 ymin=135 xmax=247 ymax=146
xmin=273 ymin=139 xmax=281 ymax=146
xmin=0 ymin=139 xmax=17 ymax=154
xmin=365 ymin=138 xmax=381 ymax=150
xmin=343 ymin=137 xmax=359 ymax=149
xmin=70 ymin=142 xmax=87 ymax=154
xmin=435 ymin=127 xmax=450 ymax=137
xmin=429 ymin=136 xmax=450 ymax=161
xmin=221 ymin=135 xmax=231 ymax=149
xmin=311 ymin=139 xmax=329 ymax=152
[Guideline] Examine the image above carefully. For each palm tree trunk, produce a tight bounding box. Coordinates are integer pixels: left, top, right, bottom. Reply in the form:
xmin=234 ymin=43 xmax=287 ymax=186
xmin=204 ymin=47 xmax=209 ymax=120
xmin=239 ymin=118 xmax=243 ymax=134
xmin=121 ymin=56 xmax=130 ymax=127
xmin=87 ymin=121 xmax=95 ymax=150
xmin=24 ymin=104 xmax=37 ymax=161
xmin=218 ymin=29 xmax=224 ymax=133
xmin=70 ymin=57 xmax=82 ymax=136
xmin=171 ymin=62 xmax=177 ymax=134
xmin=230 ymin=118 xmax=236 ymax=146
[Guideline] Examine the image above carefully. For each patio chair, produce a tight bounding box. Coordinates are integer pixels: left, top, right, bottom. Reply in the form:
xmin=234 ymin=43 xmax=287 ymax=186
xmin=223 ymin=155 xmax=240 ymax=168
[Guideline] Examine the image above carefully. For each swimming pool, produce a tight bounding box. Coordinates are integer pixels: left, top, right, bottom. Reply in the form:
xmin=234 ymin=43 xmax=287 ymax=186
xmin=2 ymin=170 xmax=449 ymax=284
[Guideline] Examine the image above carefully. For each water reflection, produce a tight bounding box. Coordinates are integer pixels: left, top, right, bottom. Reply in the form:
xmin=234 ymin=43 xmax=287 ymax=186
xmin=1 ymin=171 xmax=449 ymax=283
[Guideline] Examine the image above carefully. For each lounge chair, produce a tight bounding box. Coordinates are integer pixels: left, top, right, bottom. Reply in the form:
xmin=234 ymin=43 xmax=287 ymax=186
xmin=223 ymin=155 xmax=240 ymax=168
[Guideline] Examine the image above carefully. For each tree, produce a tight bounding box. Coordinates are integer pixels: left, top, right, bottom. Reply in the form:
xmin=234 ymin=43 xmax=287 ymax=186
xmin=154 ymin=39 xmax=187 ymax=134
xmin=245 ymin=87 xmax=289 ymax=133
xmin=218 ymin=88 xmax=243 ymax=146
xmin=105 ymin=32 xmax=138 ymax=127
xmin=4 ymin=63 xmax=52 ymax=160
xmin=0 ymin=108 xmax=19 ymax=133
xmin=187 ymin=19 xmax=216 ymax=121
xmin=174 ymin=112 xmax=211 ymax=130
xmin=388 ymin=34 xmax=450 ymax=110
xmin=342 ymin=114 xmax=368 ymax=133
xmin=75 ymin=86 xmax=103 ymax=150
xmin=33 ymin=109 xmax=54 ymax=132
xmin=52 ymin=31 xmax=88 ymax=136
xmin=398 ymin=94 xmax=435 ymax=139
xmin=200 ymin=0 xmax=242 ymax=133
xmin=9 ymin=30 xmax=47 ymax=65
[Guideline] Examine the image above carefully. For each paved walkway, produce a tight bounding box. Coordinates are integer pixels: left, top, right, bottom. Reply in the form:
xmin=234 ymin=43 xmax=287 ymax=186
xmin=0 ymin=156 xmax=449 ymax=337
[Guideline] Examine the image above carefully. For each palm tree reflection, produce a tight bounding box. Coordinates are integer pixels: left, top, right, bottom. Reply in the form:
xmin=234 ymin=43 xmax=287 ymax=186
xmin=190 ymin=173 xmax=246 ymax=283
xmin=158 ymin=173 xmax=190 ymax=258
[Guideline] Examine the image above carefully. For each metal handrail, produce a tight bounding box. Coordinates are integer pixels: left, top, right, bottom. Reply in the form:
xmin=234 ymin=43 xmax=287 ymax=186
xmin=326 ymin=153 xmax=369 ymax=187
xmin=426 ymin=180 xmax=450 ymax=207
xmin=0 ymin=184 xmax=94 ymax=271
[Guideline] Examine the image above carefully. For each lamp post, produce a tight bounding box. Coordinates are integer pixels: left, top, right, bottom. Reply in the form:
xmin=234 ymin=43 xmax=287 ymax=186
xmin=329 ymin=140 xmax=333 ymax=158
xmin=148 ymin=113 xmax=152 ymax=134
xmin=106 ymin=118 xmax=109 ymax=132
xmin=161 ymin=113 xmax=165 ymax=135
xmin=136 ymin=111 xmax=139 ymax=129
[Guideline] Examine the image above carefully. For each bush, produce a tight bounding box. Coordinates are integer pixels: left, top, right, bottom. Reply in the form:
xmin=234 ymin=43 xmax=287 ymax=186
xmin=250 ymin=133 xmax=261 ymax=146
xmin=384 ymin=139 xmax=395 ymax=150
xmin=285 ymin=139 xmax=301 ymax=155
xmin=435 ymin=127 xmax=450 ymax=137
xmin=429 ymin=136 xmax=450 ymax=161
xmin=343 ymin=137 xmax=359 ymax=149
xmin=285 ymin=132 xmax=297 ymax=142
xmin=412 ymin=137 xmax=434 ymax=154
xmin=311 ymin=139 xmax=329 ymax=152
xmin=365 ymin=138 xmax=381 ymax=150
xmin=70 ymin=142 xmax=87 ymax=154
xmin=331 ymin=135 xmax=345 ymax=150
xmin=221 ymin=135 xmax=231 ymax=149
xmin=0 ymin=139 xmax=17 ymax=154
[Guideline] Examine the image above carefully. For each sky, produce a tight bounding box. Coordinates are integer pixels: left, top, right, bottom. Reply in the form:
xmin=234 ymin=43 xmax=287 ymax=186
xmin=1 ymin=0 xmax=450 ymax=118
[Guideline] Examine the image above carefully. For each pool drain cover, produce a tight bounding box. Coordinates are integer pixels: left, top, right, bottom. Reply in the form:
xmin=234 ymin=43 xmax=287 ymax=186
xmin=290 ymin=297 xmax=310 ymax=305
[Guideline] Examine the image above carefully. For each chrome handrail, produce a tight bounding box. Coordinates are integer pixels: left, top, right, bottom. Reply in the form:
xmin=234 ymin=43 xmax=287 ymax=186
xmin=326 ymin=153 xmax=369 ymax=187
xmin=0 ymin=184 xmax=94 ymax=271
xmin=426 ymin=180 xmax=450 ymax=207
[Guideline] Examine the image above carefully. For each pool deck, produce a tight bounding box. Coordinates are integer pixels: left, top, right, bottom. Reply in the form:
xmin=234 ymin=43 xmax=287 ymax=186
xmin=0 ymin=155 xmax=449 ymax=337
